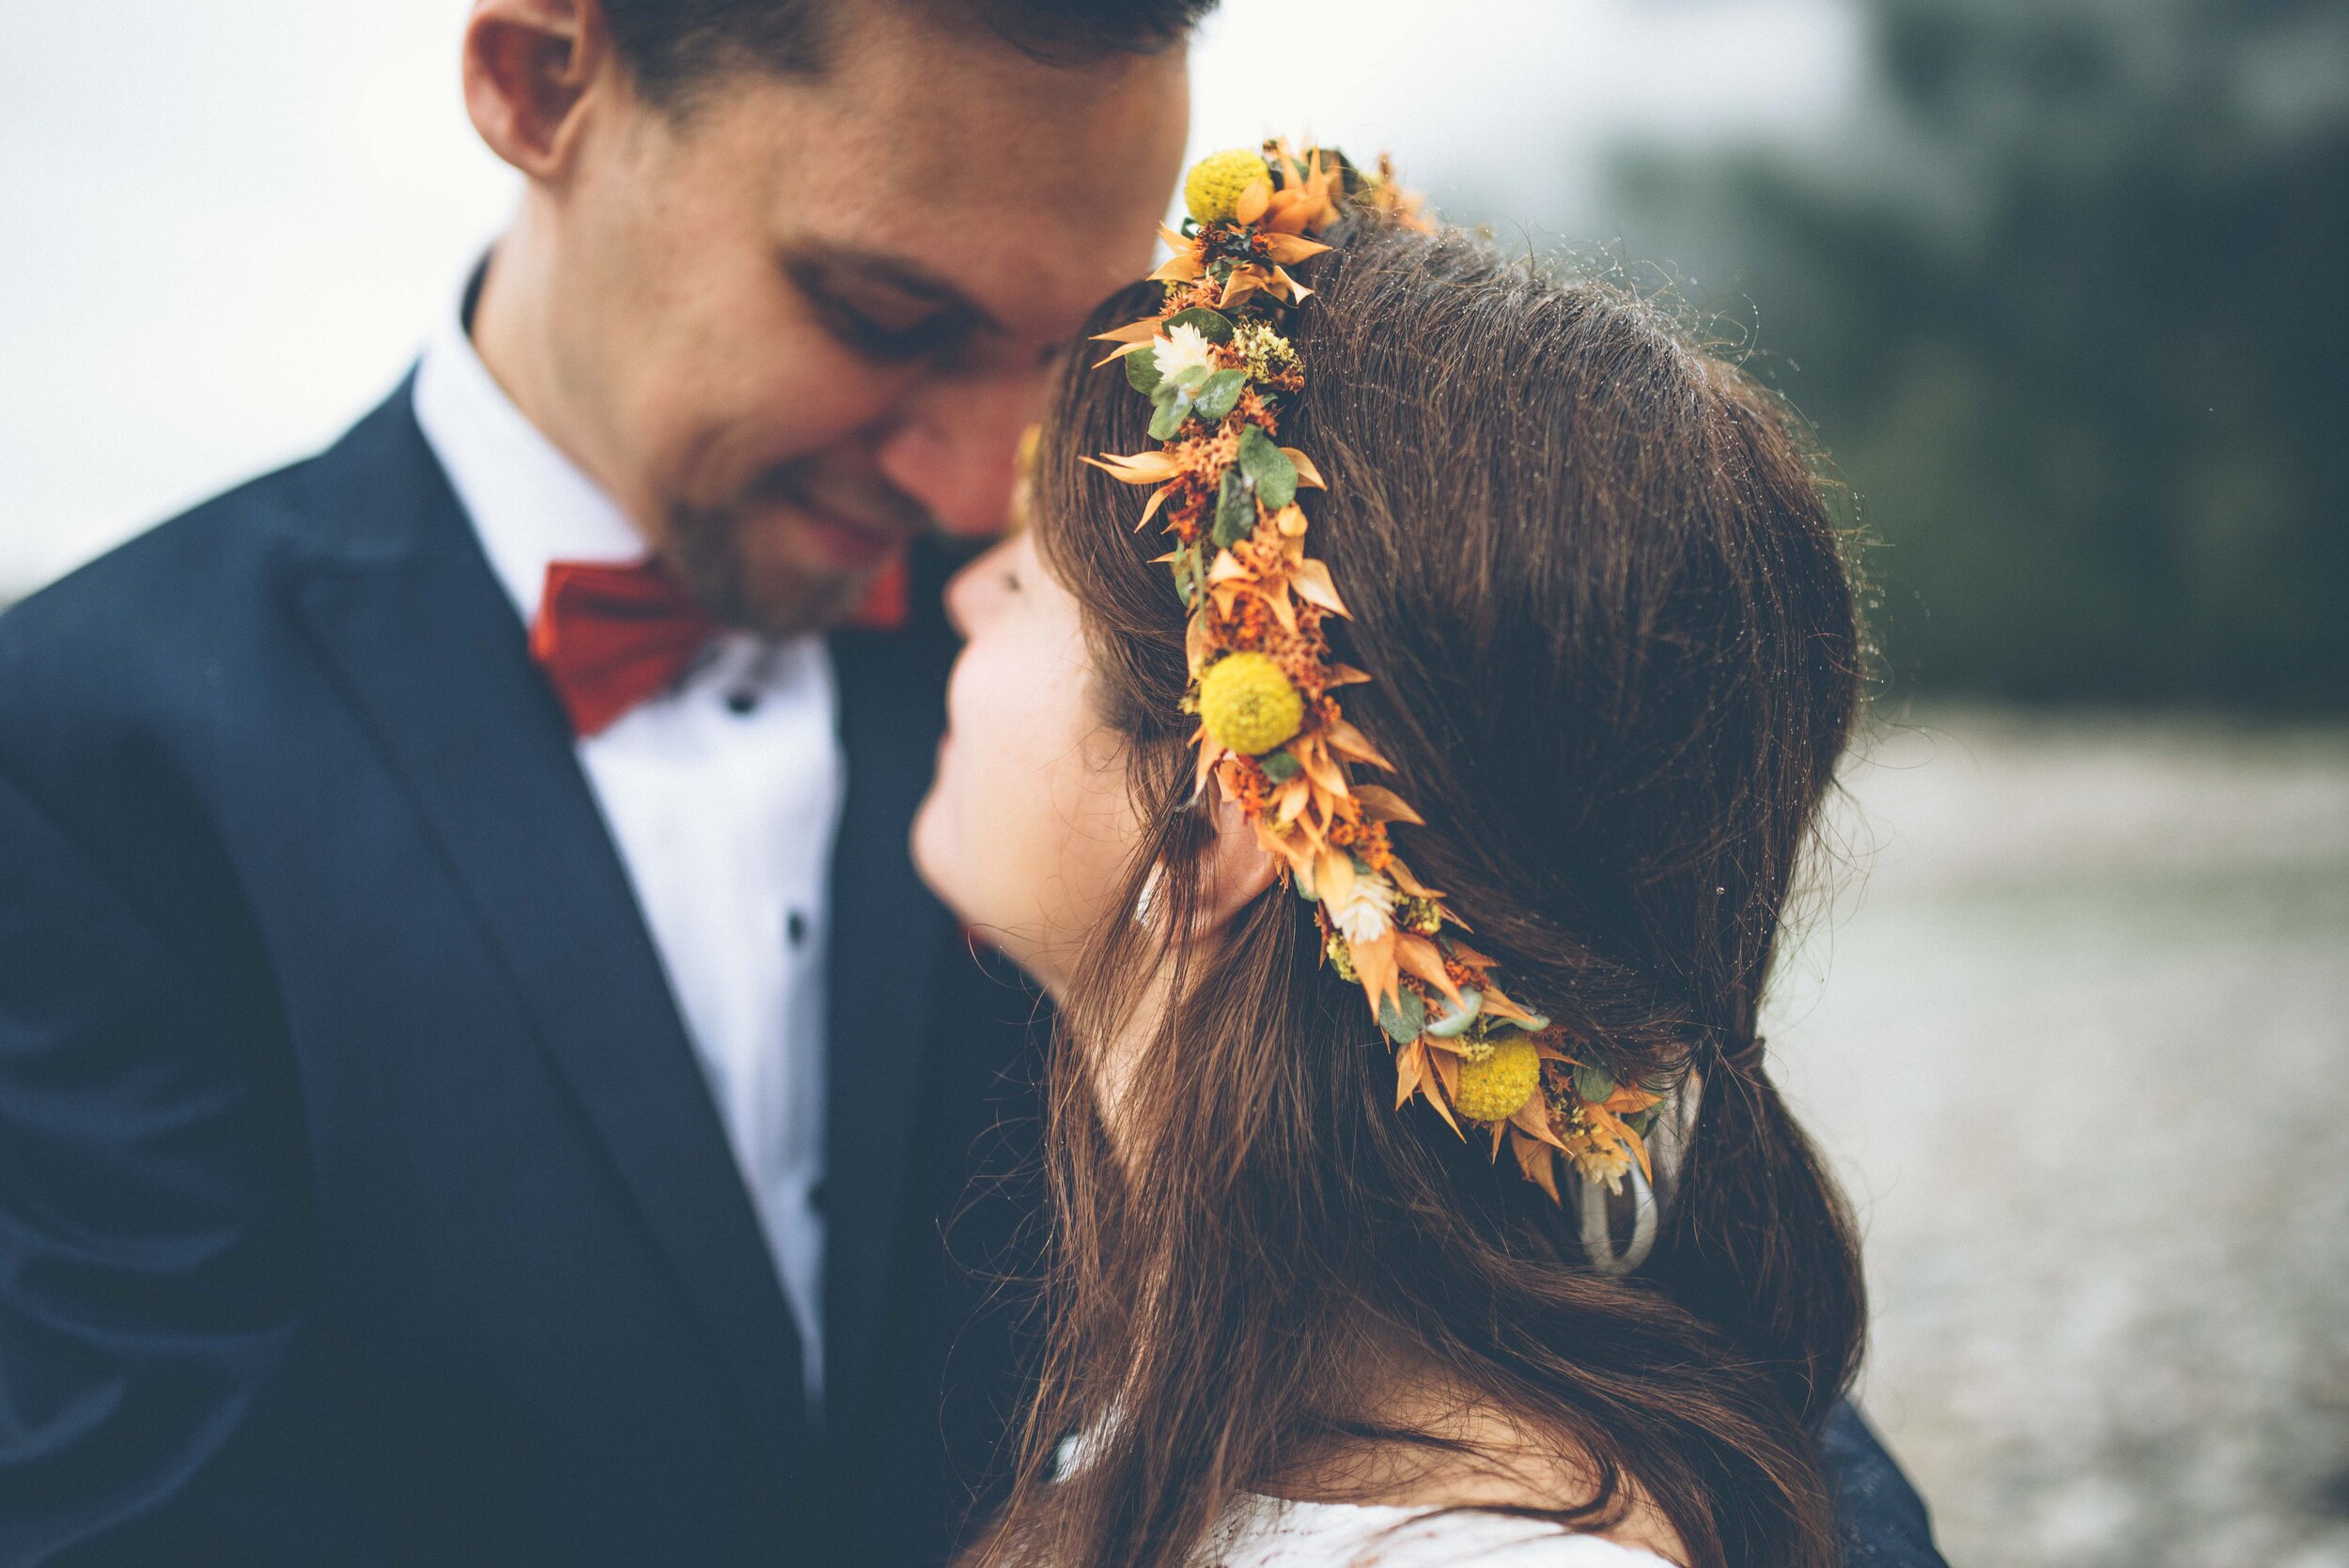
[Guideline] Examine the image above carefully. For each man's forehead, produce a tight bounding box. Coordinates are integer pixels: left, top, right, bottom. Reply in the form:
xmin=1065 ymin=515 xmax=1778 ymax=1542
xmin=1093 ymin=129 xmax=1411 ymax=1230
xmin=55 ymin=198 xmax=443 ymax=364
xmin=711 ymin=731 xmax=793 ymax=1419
xmin=700 ymin=32 xmax=1185 ymax=335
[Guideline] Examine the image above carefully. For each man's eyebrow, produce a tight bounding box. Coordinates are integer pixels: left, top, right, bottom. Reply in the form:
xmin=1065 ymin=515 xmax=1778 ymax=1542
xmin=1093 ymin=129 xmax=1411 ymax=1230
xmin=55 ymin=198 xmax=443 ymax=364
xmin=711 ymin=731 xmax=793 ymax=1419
xmin=783 ymin=242 xmax=1006 ymax=335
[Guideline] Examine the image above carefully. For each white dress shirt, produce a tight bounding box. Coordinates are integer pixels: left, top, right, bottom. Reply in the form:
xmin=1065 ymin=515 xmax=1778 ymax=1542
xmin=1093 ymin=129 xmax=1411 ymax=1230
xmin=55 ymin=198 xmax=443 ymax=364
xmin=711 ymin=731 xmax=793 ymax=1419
xmin=412 ymin=304 xmax=841 ymax=1407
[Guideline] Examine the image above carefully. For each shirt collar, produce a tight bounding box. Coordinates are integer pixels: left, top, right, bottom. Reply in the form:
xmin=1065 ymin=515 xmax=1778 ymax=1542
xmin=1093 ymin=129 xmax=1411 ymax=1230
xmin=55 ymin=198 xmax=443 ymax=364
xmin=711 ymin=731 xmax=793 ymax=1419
xmin=411 ymin=284 xmax=646 ymax=626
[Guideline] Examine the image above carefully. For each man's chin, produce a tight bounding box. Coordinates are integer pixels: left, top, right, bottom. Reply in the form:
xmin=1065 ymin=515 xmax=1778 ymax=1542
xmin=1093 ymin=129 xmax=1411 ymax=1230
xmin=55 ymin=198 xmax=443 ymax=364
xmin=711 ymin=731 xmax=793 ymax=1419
xmin=663 ymin=509 xmax=892 ymax=638
xmin=723 ymin=564 xmax=876 ymax=640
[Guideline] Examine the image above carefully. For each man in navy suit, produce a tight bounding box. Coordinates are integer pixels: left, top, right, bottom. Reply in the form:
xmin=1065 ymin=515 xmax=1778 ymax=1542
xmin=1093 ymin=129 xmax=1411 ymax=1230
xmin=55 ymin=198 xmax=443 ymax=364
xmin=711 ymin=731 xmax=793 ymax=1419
xmin=0 ymin=1 xmax=1946 ymax=1564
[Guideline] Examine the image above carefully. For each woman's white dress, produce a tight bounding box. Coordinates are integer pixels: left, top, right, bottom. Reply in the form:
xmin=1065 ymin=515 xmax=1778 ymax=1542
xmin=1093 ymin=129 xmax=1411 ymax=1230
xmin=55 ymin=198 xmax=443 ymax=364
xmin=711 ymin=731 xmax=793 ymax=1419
xmin=1208 ymin=1495 xmax=1675 ymax=1567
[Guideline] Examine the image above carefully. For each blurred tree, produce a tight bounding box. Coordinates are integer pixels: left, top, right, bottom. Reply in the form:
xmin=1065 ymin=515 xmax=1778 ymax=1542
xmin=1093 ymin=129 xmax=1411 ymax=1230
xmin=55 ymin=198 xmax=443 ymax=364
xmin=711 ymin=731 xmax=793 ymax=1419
xmin=1616 ymin=0 xmax=2349 ymax=709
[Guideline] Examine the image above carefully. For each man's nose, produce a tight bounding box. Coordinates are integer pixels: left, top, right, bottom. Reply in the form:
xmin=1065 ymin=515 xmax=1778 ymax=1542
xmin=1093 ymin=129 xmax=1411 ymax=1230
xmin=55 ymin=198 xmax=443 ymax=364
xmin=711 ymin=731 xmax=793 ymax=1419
xmin=873 ymin=368 xmax=1045 ymax=539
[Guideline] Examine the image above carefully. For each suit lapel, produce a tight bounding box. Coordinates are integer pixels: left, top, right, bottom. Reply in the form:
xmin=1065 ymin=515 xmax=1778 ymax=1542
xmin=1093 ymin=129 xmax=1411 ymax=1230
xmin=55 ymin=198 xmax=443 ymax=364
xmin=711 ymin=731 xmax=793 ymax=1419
xmin=821 ymin=613 xmax=952 ymax=1453
xmin=285 ymin=386 xmax=809 ymax=1477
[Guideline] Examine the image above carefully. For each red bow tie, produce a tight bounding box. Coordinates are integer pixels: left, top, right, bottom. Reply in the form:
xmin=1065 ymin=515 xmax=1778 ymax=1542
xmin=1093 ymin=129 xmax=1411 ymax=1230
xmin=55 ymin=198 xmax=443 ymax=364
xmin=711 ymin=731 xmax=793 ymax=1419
xmin=530 ymin=553 xmax=910 ymax=738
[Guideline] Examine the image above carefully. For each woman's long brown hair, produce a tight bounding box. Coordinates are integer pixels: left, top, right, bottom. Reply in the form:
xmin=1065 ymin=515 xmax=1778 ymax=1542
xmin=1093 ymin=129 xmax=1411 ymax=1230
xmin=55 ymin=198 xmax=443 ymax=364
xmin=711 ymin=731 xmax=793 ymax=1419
xmin=970 ymin=221 xmax=1867 ymax=1568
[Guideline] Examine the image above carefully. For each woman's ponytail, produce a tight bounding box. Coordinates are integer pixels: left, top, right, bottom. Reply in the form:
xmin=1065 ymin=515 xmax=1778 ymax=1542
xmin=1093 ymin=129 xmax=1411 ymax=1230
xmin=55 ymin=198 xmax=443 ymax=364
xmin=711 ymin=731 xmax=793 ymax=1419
xmin=1652 ymin=1045 xmax=1867 ymax=1427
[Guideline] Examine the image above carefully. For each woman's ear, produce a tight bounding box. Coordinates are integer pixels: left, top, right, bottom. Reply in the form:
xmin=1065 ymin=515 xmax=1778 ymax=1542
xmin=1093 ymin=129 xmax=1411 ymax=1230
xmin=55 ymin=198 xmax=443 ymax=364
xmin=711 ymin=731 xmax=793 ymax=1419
xmin=1193 ymin=790 xmax=1280 ymax=937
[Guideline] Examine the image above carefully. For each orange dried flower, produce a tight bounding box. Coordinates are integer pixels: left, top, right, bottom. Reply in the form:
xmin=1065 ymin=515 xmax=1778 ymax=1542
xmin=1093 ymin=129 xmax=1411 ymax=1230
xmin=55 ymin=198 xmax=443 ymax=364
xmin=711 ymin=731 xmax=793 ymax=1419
xmin=1083 ymin=144 xmax=1642 ymax=1205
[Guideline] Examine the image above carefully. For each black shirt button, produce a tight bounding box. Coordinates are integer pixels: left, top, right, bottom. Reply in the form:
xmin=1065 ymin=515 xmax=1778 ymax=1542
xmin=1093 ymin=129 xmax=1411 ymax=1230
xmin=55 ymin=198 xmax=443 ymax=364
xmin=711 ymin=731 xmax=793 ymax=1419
xmin=786 ymin=909 xmax=808 ymax=946
xmin=724 ymin=691 xmax=758 ymax=716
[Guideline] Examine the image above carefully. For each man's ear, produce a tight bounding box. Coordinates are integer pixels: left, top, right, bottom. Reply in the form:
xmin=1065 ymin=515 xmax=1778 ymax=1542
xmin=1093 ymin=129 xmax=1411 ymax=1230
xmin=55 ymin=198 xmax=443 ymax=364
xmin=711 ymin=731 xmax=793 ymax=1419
xmin=1193 ymin=789 xmax=1281 ymax=937
xmin=462 ymin=0 xmax=613 ymax=180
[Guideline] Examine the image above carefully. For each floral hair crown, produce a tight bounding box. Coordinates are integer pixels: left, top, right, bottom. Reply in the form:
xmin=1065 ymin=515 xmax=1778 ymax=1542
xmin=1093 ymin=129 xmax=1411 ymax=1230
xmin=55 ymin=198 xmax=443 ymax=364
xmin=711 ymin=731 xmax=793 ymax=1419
xmin=1083 ymin=143 xmax=1665 ymax=1207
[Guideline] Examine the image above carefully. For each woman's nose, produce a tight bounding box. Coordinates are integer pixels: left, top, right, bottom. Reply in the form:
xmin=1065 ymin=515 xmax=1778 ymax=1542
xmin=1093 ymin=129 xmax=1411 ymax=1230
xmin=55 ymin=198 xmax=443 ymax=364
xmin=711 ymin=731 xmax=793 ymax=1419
xmin=944 ymin=537 xmax=1017 ymax=638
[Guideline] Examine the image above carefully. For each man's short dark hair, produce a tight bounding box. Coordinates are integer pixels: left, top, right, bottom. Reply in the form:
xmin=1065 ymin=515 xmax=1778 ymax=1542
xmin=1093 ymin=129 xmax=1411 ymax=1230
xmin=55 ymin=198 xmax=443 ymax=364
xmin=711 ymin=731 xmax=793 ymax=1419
xmin=602 ymin=0 xmax=1217 ymax=106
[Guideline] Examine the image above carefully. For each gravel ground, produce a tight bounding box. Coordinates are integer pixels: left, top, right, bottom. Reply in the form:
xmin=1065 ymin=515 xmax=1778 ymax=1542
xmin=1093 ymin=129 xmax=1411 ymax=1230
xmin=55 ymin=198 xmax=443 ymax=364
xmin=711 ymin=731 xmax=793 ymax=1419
xmin=1764 ymin=709 xmax=2349 ymax=1568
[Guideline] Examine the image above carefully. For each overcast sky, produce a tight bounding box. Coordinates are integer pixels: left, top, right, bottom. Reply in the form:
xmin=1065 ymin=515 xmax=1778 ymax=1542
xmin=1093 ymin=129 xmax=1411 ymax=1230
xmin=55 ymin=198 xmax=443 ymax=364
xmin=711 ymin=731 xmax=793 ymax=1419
xmin=0 ymin=0 xmax=1859 ymax=595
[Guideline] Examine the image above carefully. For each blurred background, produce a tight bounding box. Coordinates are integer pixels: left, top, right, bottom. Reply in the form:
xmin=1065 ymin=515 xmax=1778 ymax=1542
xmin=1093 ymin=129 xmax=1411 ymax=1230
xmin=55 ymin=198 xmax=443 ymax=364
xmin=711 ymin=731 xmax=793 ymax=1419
xmin=3 ymin=1 xmax=2343 ymax=1562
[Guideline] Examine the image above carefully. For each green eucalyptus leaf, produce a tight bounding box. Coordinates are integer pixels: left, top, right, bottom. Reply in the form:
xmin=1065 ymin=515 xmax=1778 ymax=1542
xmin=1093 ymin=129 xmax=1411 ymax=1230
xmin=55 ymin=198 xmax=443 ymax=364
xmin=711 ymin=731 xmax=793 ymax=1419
xmin=1238 ymin=425 xmax=1298 ymax=510
xmin=1260 ymin=751 xmax=1301 ymax=783
xmin=1125 ymin=348 xmax=1163 ymax=394
xmin=1211 ymin=467 xmax=1254 ymax=547
xmin=1572 ymin=1064 xmax=1617 ymax=1105
xmin=1173 ymin=362 xmax=1211 ymax=392
xmin=1378 ymin=988 xmax=1428 ymax=1047
xmin=1148 ymin=388 xmax=1195 ymax=441
xmin=1193 ymin=367 xmax=1247 ymax=423
xmin=1162 ymin=306 xmax=1234 ymax=344
xmin=1423 ymin=986 xmax=1485 ymax=1039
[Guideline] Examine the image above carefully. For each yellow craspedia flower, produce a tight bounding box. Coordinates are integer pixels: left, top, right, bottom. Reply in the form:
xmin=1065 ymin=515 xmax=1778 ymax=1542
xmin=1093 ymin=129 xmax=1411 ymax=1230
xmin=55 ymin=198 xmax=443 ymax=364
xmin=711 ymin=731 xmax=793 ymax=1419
xmin=1186 ymin=147 xmax=1271 ymax=224
xmin=1453 ymin=1035 xmax=1541 ymax=1122
xmin=1198 ymin=651 xmax=1304 ymax=755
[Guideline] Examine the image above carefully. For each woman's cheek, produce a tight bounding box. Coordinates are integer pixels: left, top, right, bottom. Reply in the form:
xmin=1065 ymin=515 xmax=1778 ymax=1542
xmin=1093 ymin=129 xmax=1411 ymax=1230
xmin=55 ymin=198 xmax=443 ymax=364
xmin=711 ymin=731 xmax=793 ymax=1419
xmin=964 ymin=642 xmax=1068 ymax=935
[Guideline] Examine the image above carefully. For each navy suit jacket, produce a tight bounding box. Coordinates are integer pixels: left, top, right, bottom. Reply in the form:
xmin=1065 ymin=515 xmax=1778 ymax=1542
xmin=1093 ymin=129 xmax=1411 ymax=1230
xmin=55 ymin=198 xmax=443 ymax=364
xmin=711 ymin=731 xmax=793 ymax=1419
xmin=0 ymin=383 xmax=1044 ymax=1566
xmin=0 ymin=384 xmax=1940 ymax=1566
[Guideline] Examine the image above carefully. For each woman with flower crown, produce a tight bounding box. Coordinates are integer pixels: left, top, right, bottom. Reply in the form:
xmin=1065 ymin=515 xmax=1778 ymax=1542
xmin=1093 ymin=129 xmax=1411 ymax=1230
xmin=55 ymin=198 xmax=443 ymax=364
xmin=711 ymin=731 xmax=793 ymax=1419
xmin=911 ymin=146 xmax=1878 ymax=1568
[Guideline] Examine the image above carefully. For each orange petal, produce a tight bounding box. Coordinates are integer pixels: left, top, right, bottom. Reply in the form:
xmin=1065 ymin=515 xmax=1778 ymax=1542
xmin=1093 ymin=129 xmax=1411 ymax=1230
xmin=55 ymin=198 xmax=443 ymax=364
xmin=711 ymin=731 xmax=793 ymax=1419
xmin=1205 ymin=547 xmax=1252 ymax=584
xmin=1158 ymin=222 xmax=1192 ymax=249
xmin=1218 ymin=266 xmax=1277 ymax=310
xmin=1290 ymin=558 xmax=1349 ymax=617
xmin=1350 ymin=784 xmax=1424 ymax=826
xmin=1511 ymin=1095 xmax=1570 ymax=1152
xmin=1234 ymin=178 xmax=1272 ymax=225
xmin=1296 ymin=737 xmax=1350 ymax=797
xmin=1511 ymin=1131 xmax=1564 ymax=1202
xmin=1272 ymin=503 xmax=1309 ymax=538
xmin=1481 ymin=985 xmax=1545 ymax=1027
xmin=1393 ymin=1037 xmax=1427 ymax=1110
xmin=1282 ymin=448 xmax=1328 ymax=489
xmin=1135 ymin=484 xmax=1174 ymax=533
xmin=1090 ymin=318 xmax=1166 ymax=345
xmin=1427 ymin=1050 xmax=1464 ymax=1136
xmin=1258 ymin=232 xmax=1332 ymax=265
xmin=1253 ymin=815 xmax=1314 ymax=875
xmin=1351 ymin=928 xmax=1402 ymax=1016
xmin=1323 ymin=717 xmax=1394 ymax=770
xmin=1150 ymin=252 xmax=1205 ymax=284
xmin=1084 ymin=451 xmax=1182 ymax=486
xmin=1275 ymin=774 xmax=1313 ymax=827
xmin=1191 ymin=735 xmax=1226 ymax=802
xmin=1090 ymin=338 xmax=1158 ymax=369
xmin=1604 ymin=1083 xmax=1664 ymax=1115
xmin=1387 ymin=859 xmax=1444 ymax=900
xmin=1394 ymin=932 xmax=1466 ymax=1008
xmin=1616 ymin=1112 xmax=1654 ymax=1173
xmin=1315 ymin=847 xmax=1356 ymax=908
xmin=1326 ymin=663 xmax=1373 ymax=687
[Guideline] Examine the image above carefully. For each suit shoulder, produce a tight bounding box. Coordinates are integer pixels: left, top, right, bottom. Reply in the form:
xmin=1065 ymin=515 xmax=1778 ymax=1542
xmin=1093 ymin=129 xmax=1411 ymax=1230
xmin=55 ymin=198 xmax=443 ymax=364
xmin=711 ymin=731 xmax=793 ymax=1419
xmin=3 ymin=455 xmax=323 ymax=643
xmin=0 ymin=379 xmax=432 ymax=669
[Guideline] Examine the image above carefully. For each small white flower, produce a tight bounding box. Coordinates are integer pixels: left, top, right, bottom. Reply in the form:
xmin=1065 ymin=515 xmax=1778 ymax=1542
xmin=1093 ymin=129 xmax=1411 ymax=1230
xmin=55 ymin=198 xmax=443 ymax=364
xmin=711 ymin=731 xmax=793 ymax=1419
xmin=1152 ymin=322 xmax=1216 ymax=382
xmin=1325 ymin=869 xmax=1397 ymax=945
